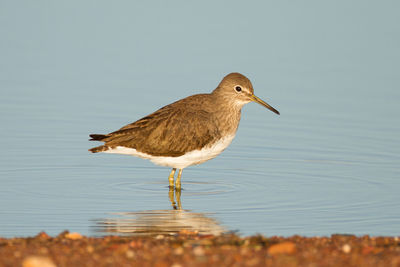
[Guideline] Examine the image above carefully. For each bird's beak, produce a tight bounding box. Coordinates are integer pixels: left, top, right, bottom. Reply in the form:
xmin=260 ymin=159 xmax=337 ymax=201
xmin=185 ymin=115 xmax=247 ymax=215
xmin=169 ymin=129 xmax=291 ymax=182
xmin=250 ymin=95 xmax=280 ymax=115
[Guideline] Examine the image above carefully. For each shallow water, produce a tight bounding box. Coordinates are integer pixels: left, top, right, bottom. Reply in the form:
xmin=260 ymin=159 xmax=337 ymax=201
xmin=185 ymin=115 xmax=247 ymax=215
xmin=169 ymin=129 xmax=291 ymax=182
xmin=1 ymin=1 xmax=399 ymax=237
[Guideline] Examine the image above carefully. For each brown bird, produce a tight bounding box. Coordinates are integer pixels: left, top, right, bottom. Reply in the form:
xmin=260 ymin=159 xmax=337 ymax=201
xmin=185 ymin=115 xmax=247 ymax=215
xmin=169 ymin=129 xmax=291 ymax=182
xmin=89 ymin=73 xmax=279 ymax=189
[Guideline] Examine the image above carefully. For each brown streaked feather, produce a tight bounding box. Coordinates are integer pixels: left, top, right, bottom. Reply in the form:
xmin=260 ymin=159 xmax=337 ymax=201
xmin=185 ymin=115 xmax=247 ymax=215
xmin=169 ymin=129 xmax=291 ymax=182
xmin=89 ymin=145 xmax=108 ymax=153
xmin=89 ymin=93 xmax=240 ymax=157
xmin=89 ymin=134 xmax=107 ymax=141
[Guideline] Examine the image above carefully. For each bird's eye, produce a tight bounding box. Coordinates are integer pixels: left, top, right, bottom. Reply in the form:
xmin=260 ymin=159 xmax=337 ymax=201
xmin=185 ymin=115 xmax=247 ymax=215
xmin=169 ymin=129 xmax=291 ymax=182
xmin=235 ymin=86 xmax=242 ymax=92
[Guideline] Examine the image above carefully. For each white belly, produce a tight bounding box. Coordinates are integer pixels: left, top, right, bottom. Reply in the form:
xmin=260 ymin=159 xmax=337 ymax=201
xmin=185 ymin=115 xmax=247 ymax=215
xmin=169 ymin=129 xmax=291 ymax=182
xmin=103 ymin=134 xmax=236 ymax=169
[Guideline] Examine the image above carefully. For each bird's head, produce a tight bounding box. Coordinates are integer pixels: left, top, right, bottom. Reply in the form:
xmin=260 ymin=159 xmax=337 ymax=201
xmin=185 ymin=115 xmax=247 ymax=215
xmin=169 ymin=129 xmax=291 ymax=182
xmin=213 ymin=72 xmax=280 ymax=115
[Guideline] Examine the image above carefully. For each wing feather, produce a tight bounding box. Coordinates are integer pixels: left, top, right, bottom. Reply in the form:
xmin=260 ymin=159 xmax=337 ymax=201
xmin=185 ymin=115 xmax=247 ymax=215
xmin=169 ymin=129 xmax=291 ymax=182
xmin=93 ymin=95 xmax=222 ymax=157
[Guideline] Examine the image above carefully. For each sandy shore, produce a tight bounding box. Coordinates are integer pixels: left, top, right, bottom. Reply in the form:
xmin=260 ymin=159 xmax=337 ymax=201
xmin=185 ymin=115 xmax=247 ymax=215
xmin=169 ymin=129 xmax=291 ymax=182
xmin=1 ymin=231 xmax=399 ymax=267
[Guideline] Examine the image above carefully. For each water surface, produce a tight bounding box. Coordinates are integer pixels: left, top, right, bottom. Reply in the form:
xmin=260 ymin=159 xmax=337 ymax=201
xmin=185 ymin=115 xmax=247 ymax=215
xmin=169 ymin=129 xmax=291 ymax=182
xmin=1 ymin=1 xmax=399 ymax=237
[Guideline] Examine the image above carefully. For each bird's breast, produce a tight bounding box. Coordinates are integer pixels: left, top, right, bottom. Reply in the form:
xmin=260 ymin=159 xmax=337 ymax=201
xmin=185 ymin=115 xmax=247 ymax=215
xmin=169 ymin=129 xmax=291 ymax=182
xmin=144 ymin=133 xmax=236 ymax=169
xmin=213 ymin=108 xmax=241 ymax=137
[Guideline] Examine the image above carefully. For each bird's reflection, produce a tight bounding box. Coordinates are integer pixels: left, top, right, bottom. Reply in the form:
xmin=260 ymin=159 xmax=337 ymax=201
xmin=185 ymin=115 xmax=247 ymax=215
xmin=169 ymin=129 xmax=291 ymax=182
xmin=93 ymin=188 xmax=226 ymax=236
xmin=169 ymin=187 xmax=182 ymax=210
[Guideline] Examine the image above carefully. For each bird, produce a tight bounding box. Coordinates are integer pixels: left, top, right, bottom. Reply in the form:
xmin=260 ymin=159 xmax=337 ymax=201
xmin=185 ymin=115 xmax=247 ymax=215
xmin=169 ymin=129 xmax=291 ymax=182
xmin=89 ymin=72 xmax=279 ymax=190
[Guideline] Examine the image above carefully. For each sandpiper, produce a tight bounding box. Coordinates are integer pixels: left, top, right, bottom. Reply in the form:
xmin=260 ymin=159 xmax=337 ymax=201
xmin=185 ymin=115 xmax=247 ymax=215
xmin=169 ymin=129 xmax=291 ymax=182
xmin=89 ymin=73 xmax=279 ymax=189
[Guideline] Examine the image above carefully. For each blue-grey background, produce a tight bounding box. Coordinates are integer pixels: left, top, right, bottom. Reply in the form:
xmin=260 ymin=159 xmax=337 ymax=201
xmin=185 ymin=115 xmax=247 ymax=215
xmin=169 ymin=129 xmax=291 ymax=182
xmin=1 ymin=1 xmax=399 ymax=237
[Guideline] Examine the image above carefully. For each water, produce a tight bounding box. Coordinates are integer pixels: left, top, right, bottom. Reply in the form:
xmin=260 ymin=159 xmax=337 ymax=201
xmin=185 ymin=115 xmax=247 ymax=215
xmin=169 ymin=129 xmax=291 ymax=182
xmin=1 ymin=1 xmax=399 ymax=238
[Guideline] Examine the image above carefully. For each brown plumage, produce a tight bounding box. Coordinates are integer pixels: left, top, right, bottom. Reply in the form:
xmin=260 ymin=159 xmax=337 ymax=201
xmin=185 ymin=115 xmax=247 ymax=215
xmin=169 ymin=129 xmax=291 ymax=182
xmin=89 ymin=72 xmax=279 ymax=189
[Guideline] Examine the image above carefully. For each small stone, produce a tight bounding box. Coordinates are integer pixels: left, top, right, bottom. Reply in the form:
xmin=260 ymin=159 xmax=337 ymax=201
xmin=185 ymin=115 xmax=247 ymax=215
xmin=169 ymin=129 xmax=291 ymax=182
xmin=240 ymin=247 xmax=249 ymax=255
xmin=155 ymin=234 xmax=164 ymax=240
xmin=246 ymin=257 xmax=260 ymax=266
xmin=125 ymin=249 xmax=135 ymax=259
xmin=268 ymin=242 xmax=296 ymax=255
xmin=174 ymin=247 xmax=184 ymax=255
xmin=129 ymin=240 xmax=142 ymax=248
xmin=86 ymin=245 xmax=94 ymax=253
xmin=342 ymin=244 xmax=351 ymax=254
xmin=36 ymin=232 xmax=51 ymax=239
xmin=179 ymin=229 xmax=198 ymax=235
xmin=193 ymin=246 xmax=205 ymax=256
xmin=22 ymin=256 xmax=56 ymax=267
xmin=65 ymin=232 xmax=82 ymax=240
xmin=362 ymin=246 xmax=374 ymax=255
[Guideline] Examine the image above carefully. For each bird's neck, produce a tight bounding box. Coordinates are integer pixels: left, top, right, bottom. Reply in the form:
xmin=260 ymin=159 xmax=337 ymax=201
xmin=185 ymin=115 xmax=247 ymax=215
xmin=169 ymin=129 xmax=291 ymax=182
xmin=211 ymin=94 xmax=242 ymax=137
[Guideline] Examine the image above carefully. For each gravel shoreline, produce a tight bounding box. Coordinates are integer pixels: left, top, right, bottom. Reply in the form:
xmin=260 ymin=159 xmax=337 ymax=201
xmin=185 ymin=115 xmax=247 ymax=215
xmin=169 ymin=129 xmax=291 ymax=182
xmin=1 ymin=231 xmax=399 ymax=267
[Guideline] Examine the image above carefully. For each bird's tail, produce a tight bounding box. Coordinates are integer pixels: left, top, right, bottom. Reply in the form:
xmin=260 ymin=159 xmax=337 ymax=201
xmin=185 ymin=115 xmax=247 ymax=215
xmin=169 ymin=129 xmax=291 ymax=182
xmin=89 ymin=134 xmax=109 ymax=153
xmin=89 ymin=134 xmax=108 ymax=141
xmin=89 ymin=145 xmax=109 ymax=153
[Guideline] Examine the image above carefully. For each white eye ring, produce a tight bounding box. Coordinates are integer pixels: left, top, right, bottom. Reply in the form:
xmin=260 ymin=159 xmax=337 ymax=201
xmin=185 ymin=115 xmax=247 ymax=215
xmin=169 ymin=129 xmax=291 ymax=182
xmin=234 ymin=85 xmax=242 ymax=92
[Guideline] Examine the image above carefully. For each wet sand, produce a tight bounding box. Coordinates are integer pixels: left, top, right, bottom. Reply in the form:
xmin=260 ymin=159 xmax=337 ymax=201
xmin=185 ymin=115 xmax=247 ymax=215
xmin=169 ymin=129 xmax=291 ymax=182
xmin=1 ymin=231 xmax=399 ymax=267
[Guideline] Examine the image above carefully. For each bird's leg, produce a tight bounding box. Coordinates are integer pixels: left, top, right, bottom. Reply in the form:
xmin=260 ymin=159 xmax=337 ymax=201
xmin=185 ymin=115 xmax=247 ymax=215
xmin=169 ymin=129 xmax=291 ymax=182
xmin=169 ymin=186 xmax=182 ymax=210
xmin=168 ymin=168 xmax=176 ymax=188
xmin=175 ymin=169 xmax=183 ymax=189
xmin=169 ymin=186 xmax=177 ymax=209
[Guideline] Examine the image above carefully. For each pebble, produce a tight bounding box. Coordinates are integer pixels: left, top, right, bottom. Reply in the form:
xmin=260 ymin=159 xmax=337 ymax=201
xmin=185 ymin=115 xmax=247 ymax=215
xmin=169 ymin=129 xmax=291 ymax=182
xmin=174 ymin=247 xmax=184 ymax=255
xmin=342 ymin=244 xmax=351 ymax=254
xmin=126 ymin=249 xmax=135 ymax=259
xmin=193 ymin=246 xmax=205 ymax=256
xmin=22 ymin=256 xmax=56 ymax=267
xmin=65 ymin=232 xmax=83 ymax=240
xmin=36 ymin=232 xmax=51 ymax=239
xmin=86 ymin=245 xmax=94 ymax=253
xmin=268 ymin=242 xmax=296 ymax=255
